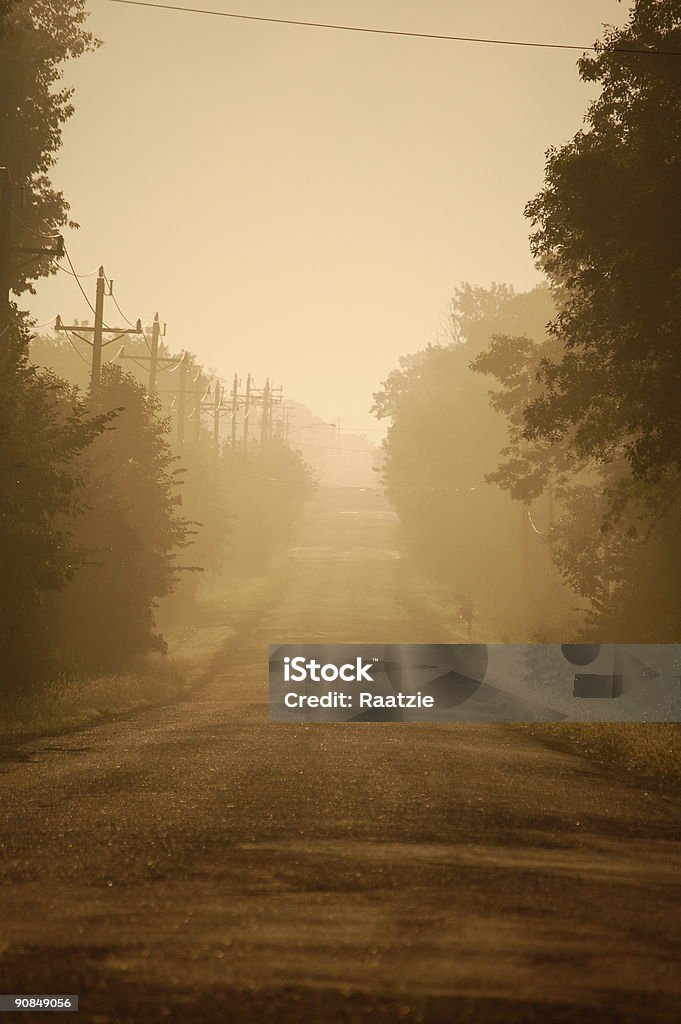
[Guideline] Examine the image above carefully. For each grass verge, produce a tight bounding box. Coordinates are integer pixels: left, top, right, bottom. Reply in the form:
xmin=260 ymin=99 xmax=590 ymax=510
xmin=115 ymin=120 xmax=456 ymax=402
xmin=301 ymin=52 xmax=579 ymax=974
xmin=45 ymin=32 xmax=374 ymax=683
xmin=525 ymin=722 xmax=681 ymax=791
xmin=0 ymin=655 xmax=191 ymax=737
xmin=0 ymin=561 xmax=288 ymax=739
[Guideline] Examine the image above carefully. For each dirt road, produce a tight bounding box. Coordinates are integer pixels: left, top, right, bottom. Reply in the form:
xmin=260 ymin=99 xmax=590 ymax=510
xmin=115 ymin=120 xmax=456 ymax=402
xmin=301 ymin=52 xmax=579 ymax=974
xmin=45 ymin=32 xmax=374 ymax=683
xmin=0 ymin=490 xmax=680 ymax=1023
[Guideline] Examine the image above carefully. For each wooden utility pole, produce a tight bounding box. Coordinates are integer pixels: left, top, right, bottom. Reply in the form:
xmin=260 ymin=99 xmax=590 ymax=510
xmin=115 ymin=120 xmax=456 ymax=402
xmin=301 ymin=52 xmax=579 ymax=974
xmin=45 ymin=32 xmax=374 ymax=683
xmin=260 ymin=378 xmax=271 ymax=445
xmin=231 ymin=373 xmax=239 ymax=450
xmin=91 ymin=267 xmax=105 ymax=390
xmin=176 ymin=353 xmax=188 ymax=450
xmin=148 ymin=312 xmax=161 ymax=394
xmin=0 ymin=168 xmax=11 ymax=349
xmin=193 ymin=391 xmax=202 ymax=444
xmin=111 ymin=316 xmax=176 ymax=395
xmin=56 ymin=266 xmax=142 ymax=393
xmin=191 ymin=368 xmax=200 ymax=444
xmin=213 ymin=381 xmax=222 ymax=453
xmin=243 ymin=373 xmax=251 ymax=453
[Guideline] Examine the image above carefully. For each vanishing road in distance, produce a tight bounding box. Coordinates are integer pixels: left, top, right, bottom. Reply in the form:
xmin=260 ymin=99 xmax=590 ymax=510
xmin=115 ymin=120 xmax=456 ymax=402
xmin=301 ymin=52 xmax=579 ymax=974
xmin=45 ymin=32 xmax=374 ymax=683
xmin=1 ymin=489 xmax=680 ymax=1023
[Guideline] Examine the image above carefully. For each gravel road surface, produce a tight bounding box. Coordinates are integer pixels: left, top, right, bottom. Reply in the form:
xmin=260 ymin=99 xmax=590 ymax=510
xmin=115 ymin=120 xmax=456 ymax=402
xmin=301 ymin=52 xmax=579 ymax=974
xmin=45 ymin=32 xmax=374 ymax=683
xmin=1 ymin=490 xmax=679 ymax=1023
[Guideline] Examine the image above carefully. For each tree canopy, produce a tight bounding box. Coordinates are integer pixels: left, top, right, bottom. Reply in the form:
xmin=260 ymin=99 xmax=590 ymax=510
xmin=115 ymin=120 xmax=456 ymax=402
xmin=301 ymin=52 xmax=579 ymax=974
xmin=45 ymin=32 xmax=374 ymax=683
xmin=523 ymin=0 xmax=681 ymax=483
xmin=0 ymin=0 xmax=98 ymax=294
xmin=473 ymin=0 xmax=681 ymax=640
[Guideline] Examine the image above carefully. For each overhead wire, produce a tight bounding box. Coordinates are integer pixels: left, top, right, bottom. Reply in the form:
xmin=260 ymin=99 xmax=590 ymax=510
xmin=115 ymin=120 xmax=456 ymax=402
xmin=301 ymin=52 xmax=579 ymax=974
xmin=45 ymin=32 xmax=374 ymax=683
xmin=62 ymin=329 xmax=92 ymax=366
xmin=103 ymin=0 xmax=681 ymax=57
xmin=102 ymin=270 xmax=135 ymax=327
xmin=107 ymin=280 xmax=154 ymax=353
xmin=289 ymin=440 xmax=376 ymax=454
xmin=122 ymin=355 xmax=151 ymax=372
xmin=97 ymin=270 xmax=156 ymax=354
xmin=0 ymin=199 xmax=62 ymax=240
xmin=27 ymin=313 xmax=60 ymax=330
xmin=62 ymin=244 xmax=99 ymax=320
xmin=56 ymin=261 xmax=100 ymax=279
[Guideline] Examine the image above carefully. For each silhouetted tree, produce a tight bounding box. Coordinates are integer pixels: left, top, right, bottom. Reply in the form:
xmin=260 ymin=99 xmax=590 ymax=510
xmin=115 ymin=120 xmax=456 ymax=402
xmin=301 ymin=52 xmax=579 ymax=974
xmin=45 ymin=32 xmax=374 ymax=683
xmin=0 ymin=329 xmax=107 ymax=686
xmin=0 ymin=0 xmax=99 ymax=294
xmin=474 ymin=1 xmax=681 ymax=640
xmin=223 ymin=439 xmax=316 ymax=572
xmin=374 ymin=285 xmax=557 ymax=621
xmin=48 ymin=366 xmax=193 ymax=672
xmin=524 ymin=0 xmax=681 ymax=481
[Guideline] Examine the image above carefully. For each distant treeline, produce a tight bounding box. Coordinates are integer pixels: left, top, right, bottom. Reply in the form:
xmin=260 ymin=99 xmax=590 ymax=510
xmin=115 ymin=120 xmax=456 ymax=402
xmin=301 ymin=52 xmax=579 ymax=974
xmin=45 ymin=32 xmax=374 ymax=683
xmin=375 ymin=0 xmax=681 ymax=642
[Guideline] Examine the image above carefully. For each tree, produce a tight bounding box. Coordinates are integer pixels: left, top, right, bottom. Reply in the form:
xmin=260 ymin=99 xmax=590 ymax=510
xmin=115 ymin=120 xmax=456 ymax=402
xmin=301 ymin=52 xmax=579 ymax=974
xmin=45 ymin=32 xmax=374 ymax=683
xmin=523 ymin=0 xmax=681 ymax=483
xmin=373 ymin=285 xmax=557 ymax=624
xmin=474 ymin=1 xmax=681 ymax=640
xmin=47 ymin=365 xmax=194 ymax=673
xmin=0 ymin=0 xmax=99 ymax=295
xmin=0 ymin=327 xmax=107 ymax=687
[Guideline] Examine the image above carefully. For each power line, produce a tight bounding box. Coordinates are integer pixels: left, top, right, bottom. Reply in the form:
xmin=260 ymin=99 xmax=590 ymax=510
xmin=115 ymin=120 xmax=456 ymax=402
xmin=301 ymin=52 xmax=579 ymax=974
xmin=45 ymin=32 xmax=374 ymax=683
xmin=290 ymin=440 xmax=376 ymax=454
xmin=108 ymin=284 xmax=136 ymax=328
xmin=103 ymin=0 xmax=681 ymax=57
xmin=61 ymin=247 xmax=116 ymax=334
xmin=0 ymin=199 xmax=62 ymax=240
xmin=56 ymin=261 xmax=100 ymax=279
xmin=27 ymin=313 xmax=60 ymax=330
xmin=99 ymin=269 xmax=156 ymax=353
xmin=63 ymin=245 xmax=99 ymax=319
xmin=61 ymin=328 xmax=92 ymax=366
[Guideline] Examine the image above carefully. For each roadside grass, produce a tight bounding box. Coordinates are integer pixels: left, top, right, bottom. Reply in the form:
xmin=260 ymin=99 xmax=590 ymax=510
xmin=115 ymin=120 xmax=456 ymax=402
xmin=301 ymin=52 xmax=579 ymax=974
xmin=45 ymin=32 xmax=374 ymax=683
xmin=525 ymin=722 xmax=681 ymax=791
xmin=0 ymin=654 xmax=192 ymax=737
xmin=399 ymin=565 xmax=681 ymax=791
xmin=0 ymin=561 xmax=289 ymax=739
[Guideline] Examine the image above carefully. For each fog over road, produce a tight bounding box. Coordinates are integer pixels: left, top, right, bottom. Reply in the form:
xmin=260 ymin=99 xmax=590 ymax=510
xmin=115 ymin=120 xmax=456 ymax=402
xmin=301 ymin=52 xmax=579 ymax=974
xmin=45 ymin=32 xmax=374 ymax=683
xmin=1 ymin=490 xmax=680 ymax=1023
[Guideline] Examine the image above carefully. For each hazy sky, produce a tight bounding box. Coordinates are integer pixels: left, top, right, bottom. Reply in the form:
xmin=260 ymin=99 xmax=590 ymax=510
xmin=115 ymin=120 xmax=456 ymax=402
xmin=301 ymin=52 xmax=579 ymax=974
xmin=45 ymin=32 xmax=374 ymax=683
xmin=30 ymin=0 xmax=628 ymax=431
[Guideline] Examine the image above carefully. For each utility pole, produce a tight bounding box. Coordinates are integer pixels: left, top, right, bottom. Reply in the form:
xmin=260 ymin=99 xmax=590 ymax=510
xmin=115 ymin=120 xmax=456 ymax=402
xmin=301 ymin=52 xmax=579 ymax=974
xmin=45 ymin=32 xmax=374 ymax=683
xmin=231 ymin=373 xmax=239 ymax=450
xmin=111 ymin=316 xmax=175 ymax=395
xmin=56 ymin=266 xmax=142 ymax=393
xmin=243 ymin=373 xmax=251 ymax=453
xmin=193 ymin=391 xmax=202 ymax=444
xmin=176 ymin=352 xmax=188 ymax=450
xmin=0 ymin=168 xmax=11 ymax=348
xmin=213 ymin=381 xmax=222 ymax=454
xmin=191 ymin=367 xmax=204 ymax=445
xmin=260 ymin=378 xmax=271 ymax=445
xmin=148 ymin=312 xmax=161 ymax=394
xmin=91 ymin=267 xmax=105 ymax=390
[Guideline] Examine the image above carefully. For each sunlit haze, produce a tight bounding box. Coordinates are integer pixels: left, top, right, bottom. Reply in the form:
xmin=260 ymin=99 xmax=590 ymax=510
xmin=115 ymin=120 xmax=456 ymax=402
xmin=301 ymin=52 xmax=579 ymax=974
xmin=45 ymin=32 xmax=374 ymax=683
xmin=30 ymin=0 xmax=627 ymax=430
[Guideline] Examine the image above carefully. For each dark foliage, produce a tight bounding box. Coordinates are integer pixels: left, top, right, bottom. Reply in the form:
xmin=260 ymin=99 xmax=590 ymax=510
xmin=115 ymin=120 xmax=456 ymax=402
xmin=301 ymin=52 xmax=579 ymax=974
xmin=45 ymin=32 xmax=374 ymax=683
xmin=0 ymin=328 xmax=107 ymax=686
xmin=0 ymin=0 xmax=99 ymax=293
xmin=46 ymin=365 xmax=193 ymax=673
xmin=524 ymin=0 xmax=681 ymax=482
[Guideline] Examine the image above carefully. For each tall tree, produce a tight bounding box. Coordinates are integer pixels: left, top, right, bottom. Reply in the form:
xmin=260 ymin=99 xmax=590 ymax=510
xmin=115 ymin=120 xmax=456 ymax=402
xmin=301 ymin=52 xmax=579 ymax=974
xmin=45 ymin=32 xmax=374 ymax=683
xmin=48 ymin=365 xmax=194 ymax=673
xmin=374 ymin=285 xmax=557 ymax=623
xmin=523 ymin=0 xmax=681 ymax=482
xmin=474 ymin=0 xmax=681 ymax=640
xmin=0 ymin=328 xmax=107 ymax=687
xmin=0 ymin=0 xmax=99 ymax=295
